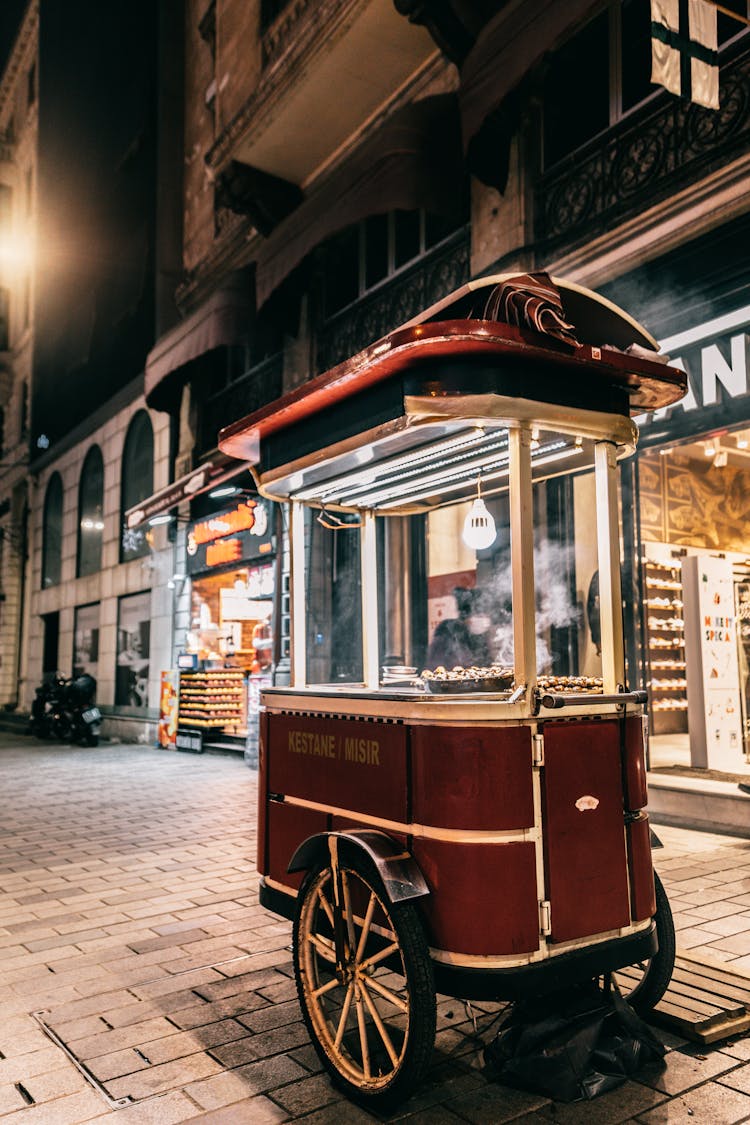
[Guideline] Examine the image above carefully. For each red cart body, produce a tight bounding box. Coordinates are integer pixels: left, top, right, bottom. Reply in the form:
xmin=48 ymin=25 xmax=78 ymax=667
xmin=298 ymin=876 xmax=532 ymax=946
xmin=219 ymin=273 xmax=686 ymax=1108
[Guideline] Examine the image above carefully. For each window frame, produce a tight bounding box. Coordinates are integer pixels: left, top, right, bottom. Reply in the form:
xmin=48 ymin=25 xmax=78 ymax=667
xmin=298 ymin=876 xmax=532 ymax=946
xmin=119 ymin=410 xmax=154 ymax=564
xmin=42 ymin=472 xmax=64 ymax=589
xmin=76 ymin=445 xmax=105 ymax=578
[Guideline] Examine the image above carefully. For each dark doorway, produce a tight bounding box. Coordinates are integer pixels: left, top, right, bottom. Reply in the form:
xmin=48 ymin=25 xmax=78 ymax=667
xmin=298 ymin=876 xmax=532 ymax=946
xmin=42 ymin=612 xmax=60 ymax=674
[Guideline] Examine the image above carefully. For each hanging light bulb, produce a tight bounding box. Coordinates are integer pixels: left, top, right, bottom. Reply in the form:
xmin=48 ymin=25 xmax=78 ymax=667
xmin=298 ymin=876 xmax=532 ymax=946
xmin=462 ymin=479 xmax=497 ymax=550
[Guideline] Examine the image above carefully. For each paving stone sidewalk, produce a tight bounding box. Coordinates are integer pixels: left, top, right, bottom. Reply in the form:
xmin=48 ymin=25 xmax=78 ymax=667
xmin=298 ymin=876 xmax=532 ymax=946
xmin=2 ymin=734 xmax=750 ymax=1124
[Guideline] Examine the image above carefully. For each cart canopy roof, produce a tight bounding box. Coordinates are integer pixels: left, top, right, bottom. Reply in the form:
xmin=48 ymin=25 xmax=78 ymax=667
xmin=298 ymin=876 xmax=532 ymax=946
xmin=218 ymin=274 xmax=686 ymax=511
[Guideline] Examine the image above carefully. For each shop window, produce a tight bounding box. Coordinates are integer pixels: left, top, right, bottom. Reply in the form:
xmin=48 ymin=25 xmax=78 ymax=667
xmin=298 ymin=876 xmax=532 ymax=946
xmin=42 ymin=472 xmax=63 ymax=589
xmin=718 ymin=1 xmax=750 ymax=43
xmin=542 ymin=0 xmax=750 ymax=169
xmin=323 ymin=204 xmax=469 ymax=319
xmin=620 ymin=0 xmax=653 ymax=114
xmin=73 ymin=602 xmax=100 ymax=680
xmin=77 ymin=445 xmax=104 ymax=577
xmin=305 ymin=510 xmax=363 ymax=684
xmin=115 ymin=590 xmax=150 ymax=707
xmin=394 ymin=210 xmax=421 ymax=270
xmin=42 ymin=611 xmax=60 ymax=674
xmin=543 ymin=11 xmax=609 ymax=168
xmin=120 ymin=410 xmax=153 ymax=563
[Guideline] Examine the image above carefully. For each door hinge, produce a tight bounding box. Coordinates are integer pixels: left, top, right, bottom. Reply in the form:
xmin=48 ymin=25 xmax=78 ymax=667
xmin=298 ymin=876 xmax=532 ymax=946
xmin=539 ymin=900 xmax=552 ymax=936
xmin=532 ymin=733 xmax=544 ymax=767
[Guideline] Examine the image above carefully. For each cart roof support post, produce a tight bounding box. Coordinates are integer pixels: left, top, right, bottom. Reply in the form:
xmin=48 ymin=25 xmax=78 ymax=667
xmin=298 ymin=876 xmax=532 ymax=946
xmin=361 ymin=509 xmax=379 ymax=690
xmin=291 ymin=499 xmax=307 ymax=688
xmin=509 ymin=425 xmax=537 ymax=696
xmin=595 ymin=440 xmax=626 ymax=693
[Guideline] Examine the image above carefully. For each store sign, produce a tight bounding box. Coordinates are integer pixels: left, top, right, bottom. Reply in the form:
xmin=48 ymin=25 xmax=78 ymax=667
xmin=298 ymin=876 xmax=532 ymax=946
xmin=125 ymin=458 xmax=247 ymax=529
xmin=637 ymin=307 xmax=750 ymax=443
xmin=682 ymin=555 xmax=744 ymax=771
xmin=186 ymin=499 xmax=274 ymax=574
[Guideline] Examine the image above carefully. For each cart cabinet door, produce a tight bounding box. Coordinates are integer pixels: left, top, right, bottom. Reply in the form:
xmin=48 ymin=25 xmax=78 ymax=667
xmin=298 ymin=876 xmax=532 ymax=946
xmin=541 ymin=720 xmax=630 ymax=943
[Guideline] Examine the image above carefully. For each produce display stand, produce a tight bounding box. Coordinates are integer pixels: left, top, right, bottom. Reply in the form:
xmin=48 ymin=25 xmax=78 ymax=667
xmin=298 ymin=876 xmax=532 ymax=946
xmin=219 ymin=274 xmax=687 ymax=1109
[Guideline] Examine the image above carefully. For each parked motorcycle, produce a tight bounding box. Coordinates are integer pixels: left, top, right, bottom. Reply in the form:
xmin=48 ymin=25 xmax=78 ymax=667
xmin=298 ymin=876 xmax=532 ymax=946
xmin=29 ymin=672 xmax=101 ymax=746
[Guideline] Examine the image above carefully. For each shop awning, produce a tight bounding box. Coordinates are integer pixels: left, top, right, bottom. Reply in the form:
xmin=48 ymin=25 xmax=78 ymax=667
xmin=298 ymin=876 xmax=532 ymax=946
xmin=125 ymin=454 xmax=251 ymax=530
xmin=459 ymin=0 xmax=598 ymax=191
xmin=255 ymin=93 xmax=464 ymax=308
xmin=145 ymin=280 xmax=251 ymax=411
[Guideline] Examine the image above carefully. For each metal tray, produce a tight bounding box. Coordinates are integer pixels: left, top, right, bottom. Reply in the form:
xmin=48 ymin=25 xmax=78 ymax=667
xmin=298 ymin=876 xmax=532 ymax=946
xmin=424 ymin=672 xmax=514 ymax=694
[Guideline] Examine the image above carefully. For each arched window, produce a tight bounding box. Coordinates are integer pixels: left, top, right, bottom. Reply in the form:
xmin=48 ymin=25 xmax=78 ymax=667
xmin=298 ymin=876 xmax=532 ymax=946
xmin=77 ymin=445 xmax=104 ymax=577
xmin=42 ymin=472 xmax=63 ymax=588
xmin=120 ymin=410 xmax=154 ymax=562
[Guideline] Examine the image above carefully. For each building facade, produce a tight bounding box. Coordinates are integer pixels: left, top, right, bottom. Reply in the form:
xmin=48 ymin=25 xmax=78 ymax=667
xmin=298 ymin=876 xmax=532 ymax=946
xmin=139 ymin=0 xmax=750 ymax=780
xmin=0 ymin=0 xmax=36 ymax=712
xmin=4 ymin=0 xmax=750 ymax=778
xmin=0 ymin=0 xmax=184 ymax=741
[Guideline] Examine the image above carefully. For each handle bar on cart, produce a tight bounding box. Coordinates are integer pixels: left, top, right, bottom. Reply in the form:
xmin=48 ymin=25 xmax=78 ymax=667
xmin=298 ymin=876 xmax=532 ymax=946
xmin=537 ymin=688 xmax=648 ymax=711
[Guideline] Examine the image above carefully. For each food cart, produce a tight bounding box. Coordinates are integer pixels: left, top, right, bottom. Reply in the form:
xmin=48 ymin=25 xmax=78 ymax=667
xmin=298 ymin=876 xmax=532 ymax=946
xmin=218 ymin=273 xmax=687 ymax=1109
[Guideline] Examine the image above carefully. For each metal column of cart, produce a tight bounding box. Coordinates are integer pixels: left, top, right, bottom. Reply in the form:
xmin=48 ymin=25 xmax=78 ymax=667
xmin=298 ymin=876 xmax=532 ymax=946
xmin=219 ymin=275 xmax=687 ymax=1110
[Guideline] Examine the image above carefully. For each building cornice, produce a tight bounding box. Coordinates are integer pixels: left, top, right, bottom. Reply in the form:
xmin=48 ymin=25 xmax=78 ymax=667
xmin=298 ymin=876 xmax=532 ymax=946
xmin=0 ymin=1 xmax=38 ymax=129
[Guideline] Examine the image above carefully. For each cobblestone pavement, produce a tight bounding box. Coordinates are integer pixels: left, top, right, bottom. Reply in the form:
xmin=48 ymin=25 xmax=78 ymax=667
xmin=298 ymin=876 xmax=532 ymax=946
xmin=2 ymin=735 xmax=750 ymax=1124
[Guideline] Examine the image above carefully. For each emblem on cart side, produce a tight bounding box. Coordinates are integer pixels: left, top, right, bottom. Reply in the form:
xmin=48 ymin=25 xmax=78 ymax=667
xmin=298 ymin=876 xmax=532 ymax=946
xmin=575 ymin=795 xmax=600 ymax=811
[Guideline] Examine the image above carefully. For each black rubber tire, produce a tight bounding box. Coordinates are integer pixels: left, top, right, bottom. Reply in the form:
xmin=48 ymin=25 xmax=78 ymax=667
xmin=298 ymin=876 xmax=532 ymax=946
xmin=84 ymin=730 xmax=99 ymax=747
xmin=293 ymin=851 xmax=436 ymax=1111
xmin=619 ymin=871 xmax=675 ymax=1016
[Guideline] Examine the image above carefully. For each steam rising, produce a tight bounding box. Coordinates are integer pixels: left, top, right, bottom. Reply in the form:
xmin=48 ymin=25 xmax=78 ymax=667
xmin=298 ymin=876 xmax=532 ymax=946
xmin=485 ymin=540 xmax=580 ymax=671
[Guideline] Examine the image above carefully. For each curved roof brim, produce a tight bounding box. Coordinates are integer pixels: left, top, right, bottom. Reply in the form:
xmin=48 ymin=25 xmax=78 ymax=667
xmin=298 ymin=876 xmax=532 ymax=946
xmin=405 ymin=273 xmax=660 ymax=354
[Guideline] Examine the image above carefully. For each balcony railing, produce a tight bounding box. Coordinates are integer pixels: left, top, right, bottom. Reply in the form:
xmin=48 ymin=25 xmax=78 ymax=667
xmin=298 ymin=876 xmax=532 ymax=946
xmin=200 ymin=352 xmax=284 ymax=454
xmin=534 ymin=39 xmax=750 ymax=251
xmin=316 ymin=227 xmax=470 ymax=373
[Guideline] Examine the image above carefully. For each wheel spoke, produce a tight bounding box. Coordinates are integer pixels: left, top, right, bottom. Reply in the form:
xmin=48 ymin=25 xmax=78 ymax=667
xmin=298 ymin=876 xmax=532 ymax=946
xmin=355 ymin=891 xmax=377 ymax=963
xmin=308 ymin=932 xmax=336 ymax=963
xmin=359 ymin=939 xmax=400 ymax=972
xmin=312 ymin=976 xmax=341 ymax=1000
xmin=359 ymin=976 xmax=399 ymax=1068
xmin=334 ymin=981 xmax=355 ymax=1049
xmin=317 ymin=884 xmax=335 ymax=929
xmin=361 ymin=971 xmax=409 ymax=1014
xmin=355 ymin=982 xmax=371 ymax=1079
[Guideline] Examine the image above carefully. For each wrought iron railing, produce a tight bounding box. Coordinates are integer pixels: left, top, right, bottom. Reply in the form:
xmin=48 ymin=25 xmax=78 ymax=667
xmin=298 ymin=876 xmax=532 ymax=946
xmin=200 ymin=352 xmax=283 ymax=452
xmin=316 ymin=227 xmax=471 ymax=373
xmin=534 ymin=39 xmax=750 ymax=250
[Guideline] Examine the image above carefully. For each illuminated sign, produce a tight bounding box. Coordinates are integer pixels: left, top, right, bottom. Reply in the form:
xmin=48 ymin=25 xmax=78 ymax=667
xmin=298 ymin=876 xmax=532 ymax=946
xmin=205 ymin=538 xmax=243 ymax=567
xmin=637 ymin=309 xmax=750 ymax=444
xmin=186 ymin=500 xmax=274 ymax=574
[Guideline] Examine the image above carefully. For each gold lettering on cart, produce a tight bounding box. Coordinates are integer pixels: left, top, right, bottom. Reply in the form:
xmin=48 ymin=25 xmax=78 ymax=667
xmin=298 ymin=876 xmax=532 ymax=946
xmin=287 ymin=731 xmax=336 ymax=758
xmin=343 ymin=737 xmax=380 ymax=766
xmin=286 ymin=730 xmax=381 ymax=766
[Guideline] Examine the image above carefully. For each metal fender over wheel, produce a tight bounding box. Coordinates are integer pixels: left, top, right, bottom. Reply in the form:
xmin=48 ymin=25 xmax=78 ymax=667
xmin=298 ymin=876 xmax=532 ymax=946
xmin=614 ymin=871 xmax=675 ymax=1015
xmin=293 ymin=844 xmax=436 ymax=1110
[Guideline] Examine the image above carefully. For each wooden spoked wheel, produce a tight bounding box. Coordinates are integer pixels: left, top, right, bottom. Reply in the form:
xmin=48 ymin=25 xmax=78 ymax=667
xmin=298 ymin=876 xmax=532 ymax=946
xmin=293 ymin=849 xmax=436 ymax=1110
xmin=611 ymin=872 xmax=676 ymax=1014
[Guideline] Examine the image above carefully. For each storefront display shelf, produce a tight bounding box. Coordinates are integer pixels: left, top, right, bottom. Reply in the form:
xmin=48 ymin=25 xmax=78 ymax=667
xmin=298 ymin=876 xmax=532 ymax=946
xmin=643 ymin=557 xmax=688 ymax=734
xmin=178 ymin=670 xmax=247 ymax=733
